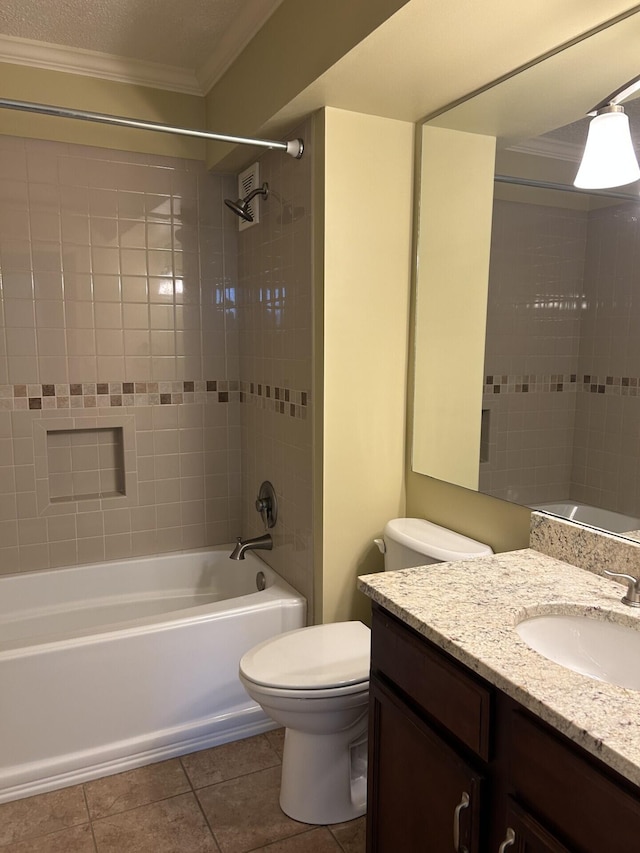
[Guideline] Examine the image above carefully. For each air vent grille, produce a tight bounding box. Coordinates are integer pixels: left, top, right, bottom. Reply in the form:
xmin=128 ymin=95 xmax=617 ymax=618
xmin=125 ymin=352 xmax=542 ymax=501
xmin=238 ymin=162 xmax=261 ymax=231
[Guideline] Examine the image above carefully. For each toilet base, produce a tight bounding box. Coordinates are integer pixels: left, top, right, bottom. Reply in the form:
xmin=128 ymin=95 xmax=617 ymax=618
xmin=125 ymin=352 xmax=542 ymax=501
xmin=279 ymin=721 xmax=368 ymax=825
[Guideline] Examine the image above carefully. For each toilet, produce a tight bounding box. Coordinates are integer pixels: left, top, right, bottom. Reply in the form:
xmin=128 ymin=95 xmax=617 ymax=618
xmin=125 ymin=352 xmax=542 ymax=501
xmin=238 ymin=518 xmax=492 ymax=825
xmin=239 ymin=621 xmax=371 ymax=825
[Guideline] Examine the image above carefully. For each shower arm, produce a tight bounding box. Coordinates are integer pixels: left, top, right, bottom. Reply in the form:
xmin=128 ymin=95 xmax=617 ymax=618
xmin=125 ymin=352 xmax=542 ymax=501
xmin=244 ymin=184 xmax=269 ymax=204
xmin=0 ymin=97 xmax=304 ymax=159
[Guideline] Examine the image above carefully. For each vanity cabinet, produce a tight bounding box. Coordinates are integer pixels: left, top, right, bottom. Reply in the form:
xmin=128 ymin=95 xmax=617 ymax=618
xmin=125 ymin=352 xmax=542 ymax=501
xmin=367 ymin=604 xmax=640 ymax=853
xmin=500 ymin=800 xmax=571 ymax=852
xmin=368 ymin=676 xmax=484 ymax=850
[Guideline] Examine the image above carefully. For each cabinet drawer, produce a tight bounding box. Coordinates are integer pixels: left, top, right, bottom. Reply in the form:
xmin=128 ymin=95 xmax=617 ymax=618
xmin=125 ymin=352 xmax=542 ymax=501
xmin=509 ymin=710 xmax=640 ymax=852
xmin=371 ymin=606 xmax=491 ymax=759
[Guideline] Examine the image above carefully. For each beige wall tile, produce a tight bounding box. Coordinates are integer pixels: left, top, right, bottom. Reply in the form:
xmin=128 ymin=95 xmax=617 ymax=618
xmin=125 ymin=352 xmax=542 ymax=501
xmin=105 ymin=532 xmax=132 ymax=560
xmin=76 ymin=511 xmax=104 ymax=538
xmin=50 ymin=538 xmax=78 ymax=567
xmin=0 ymin=546 xmax=19 ymax=573
xmin=5 ymin=299 xmax=35 ymax=327
xmin=19 ymin=542 xmax=49 ymax=571
xmin=0 ymin=130 xmax=313 ymax=588
xmin=77 ymin=535 xmax=105 ymax=564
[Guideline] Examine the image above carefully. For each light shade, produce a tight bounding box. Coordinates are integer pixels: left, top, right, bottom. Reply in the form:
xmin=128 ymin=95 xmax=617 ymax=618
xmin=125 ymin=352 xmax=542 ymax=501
xmin=574 ymin=107 xmax=640 ymax=189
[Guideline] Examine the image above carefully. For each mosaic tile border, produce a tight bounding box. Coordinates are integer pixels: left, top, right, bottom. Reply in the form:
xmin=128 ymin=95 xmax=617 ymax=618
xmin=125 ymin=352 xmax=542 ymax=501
xmin=239 ymin=380 xmax=309 ymax=420
xmin=0 ymin=380 xmax=310 ymax=418
xmin=484 ymin=374 xmax=640 ymax=396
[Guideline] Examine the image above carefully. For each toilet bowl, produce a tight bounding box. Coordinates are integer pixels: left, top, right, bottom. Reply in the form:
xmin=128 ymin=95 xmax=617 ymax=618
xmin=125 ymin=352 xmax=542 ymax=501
xmin=239 ymin=518 xmax=492 ymax=826
xmin=239 ymin=621 xmax=370 ymax=825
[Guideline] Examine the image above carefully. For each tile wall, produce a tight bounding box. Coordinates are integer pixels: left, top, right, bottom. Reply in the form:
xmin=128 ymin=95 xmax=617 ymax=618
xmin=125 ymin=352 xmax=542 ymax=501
xmin=481 ymin=195 xmax=640 ymax=517
xmin=481 ymin=198 xmax=586 ymax=504
xmin=235 ymin=119 xmax=314 ymax=610
xmin=0 ymin=134 xmax=243 ymax=573
xmin=572 ymin=201 xmax=640 ymax=516
xmin=0 ymin=126 xmax=315 ymax=614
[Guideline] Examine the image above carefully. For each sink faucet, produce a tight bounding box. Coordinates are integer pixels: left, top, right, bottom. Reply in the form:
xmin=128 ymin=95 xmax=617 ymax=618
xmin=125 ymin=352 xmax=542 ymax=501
xmin=229 ymin=533 xmax=273 ymax=560
xmin=603 ymin=570 xmax=640 ymax=607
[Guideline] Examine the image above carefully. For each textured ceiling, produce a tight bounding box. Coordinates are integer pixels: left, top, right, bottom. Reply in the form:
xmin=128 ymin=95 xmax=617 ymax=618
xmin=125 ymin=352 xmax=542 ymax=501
xmin=543 ymin=95 xmax=640 ymax=147
xmin=0 ymin=0 xmax=281 ymax=73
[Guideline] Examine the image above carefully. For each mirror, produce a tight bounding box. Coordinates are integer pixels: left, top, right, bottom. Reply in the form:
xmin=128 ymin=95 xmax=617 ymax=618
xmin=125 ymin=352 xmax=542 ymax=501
xmin=412 ymin=9 xmax=640 ymax=539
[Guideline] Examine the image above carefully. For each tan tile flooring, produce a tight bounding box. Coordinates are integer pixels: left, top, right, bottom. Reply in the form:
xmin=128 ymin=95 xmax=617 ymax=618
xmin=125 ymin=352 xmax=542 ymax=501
xmin=0 ymin=730 xmax=366 ymax=853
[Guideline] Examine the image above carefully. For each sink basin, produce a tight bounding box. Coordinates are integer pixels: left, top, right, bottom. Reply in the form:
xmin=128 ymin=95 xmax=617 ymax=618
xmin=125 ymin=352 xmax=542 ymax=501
xmin=515 ymin=613 xmax=640 ymax=692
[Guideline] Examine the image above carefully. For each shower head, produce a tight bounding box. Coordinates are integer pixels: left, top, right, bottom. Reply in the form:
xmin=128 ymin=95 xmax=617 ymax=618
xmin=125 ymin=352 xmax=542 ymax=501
xmin=224 ymin=182 xmax=269 ymax=222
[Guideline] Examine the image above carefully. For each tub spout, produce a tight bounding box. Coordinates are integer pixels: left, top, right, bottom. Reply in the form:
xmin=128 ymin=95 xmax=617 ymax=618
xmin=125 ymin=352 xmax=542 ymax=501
xmin=229 ymin=533 xmax=273 ymax=560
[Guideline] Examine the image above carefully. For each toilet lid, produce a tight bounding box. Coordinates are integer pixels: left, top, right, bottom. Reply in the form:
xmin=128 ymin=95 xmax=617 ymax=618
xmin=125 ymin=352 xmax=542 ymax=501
xmin=239 ymin=621 xmax=371 ymax=690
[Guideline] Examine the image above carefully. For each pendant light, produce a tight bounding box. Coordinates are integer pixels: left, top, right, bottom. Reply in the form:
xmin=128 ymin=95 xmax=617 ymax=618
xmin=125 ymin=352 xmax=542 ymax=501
xmin=574 ymin=75 xmax=640 ymax=189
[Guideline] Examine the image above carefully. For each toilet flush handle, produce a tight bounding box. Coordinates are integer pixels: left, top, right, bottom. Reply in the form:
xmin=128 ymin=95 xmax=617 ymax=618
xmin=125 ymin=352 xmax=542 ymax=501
xmin=374 ymin=538 xmax=386 ymax=554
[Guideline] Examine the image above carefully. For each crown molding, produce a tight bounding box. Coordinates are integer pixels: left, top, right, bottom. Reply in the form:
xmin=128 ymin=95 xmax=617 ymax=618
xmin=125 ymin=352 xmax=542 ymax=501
xmin=0 ymin=33 xmax=203 ymax=96
xmin=507 ymin=136 xmax=582 ymax=163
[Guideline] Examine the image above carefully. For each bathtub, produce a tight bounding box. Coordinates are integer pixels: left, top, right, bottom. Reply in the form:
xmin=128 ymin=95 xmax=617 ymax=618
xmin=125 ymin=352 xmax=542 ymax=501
xmin=0 ymin=546 xmax=306 ymax=803
xmin=531 ymin=501 xmax=640 ymax=534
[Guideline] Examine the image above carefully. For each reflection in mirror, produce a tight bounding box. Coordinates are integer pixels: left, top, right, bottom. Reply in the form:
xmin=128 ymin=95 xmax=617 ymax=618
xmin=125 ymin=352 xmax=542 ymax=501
xmin=481 ymin=165 xmax=640 ymax=534
xmin=411 ymin=9 xmax=640 ymax=539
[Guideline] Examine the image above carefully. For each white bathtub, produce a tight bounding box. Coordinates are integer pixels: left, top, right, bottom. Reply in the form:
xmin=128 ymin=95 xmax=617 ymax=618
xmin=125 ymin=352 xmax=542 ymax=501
xmin=531 ymin=501 xmax=640 ymax=534
xmin=0 ymin=546 xmax=306 ymax=803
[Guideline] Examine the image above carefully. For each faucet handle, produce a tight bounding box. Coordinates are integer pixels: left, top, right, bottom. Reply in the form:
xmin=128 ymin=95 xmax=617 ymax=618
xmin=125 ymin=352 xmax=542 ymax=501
xmin=603 ymin=570 xmax=640 ymax=607
xmin=255 ymin=481 xmax=278 ymax=529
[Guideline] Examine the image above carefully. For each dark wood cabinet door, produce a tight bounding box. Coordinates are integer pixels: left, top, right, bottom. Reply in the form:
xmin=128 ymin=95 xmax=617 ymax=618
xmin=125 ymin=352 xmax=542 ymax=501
xmin=508 ymin=709 xmax=640 ymax=853
xmin=497 ymin=799 xmax=571 ymax=853
xmin=367 ymin=675 xmax=484 ymax=853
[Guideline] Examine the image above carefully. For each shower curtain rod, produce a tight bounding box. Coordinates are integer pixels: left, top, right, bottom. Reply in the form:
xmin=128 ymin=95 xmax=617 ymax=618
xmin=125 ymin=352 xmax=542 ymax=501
xmin=0 ymin=97 xmax=304 ymax=159
xmin=494 ymin=173 xmax=634 ymax=201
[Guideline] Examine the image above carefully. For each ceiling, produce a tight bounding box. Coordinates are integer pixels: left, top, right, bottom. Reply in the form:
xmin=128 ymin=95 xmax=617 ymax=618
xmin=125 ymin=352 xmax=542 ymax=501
xmin=263 ymin=2 xmax=640 ymax=140
xmin=0 ymin=0 xmax=284 ymax=94
xmin=2 ymin=0 xmax=640 ymax=167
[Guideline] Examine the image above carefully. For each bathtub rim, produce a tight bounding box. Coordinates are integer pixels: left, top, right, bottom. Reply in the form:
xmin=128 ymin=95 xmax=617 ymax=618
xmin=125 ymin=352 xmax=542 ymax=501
xmin=530 ymin=500 xmax=640 ymax=534
xmin=0 ymin=546 xmax=305 ymax=658
xmin=0 ymin=542 xmax=271 ymax=584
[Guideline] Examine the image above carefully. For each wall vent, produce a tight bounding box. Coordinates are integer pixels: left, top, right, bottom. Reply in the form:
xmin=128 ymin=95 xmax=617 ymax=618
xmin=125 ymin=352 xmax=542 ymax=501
xmin=237 ymin=162 xmax=261 ymax=231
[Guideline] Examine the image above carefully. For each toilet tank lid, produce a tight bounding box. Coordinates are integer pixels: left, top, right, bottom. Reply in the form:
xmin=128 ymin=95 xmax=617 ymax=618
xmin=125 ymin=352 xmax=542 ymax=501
xmin=384 ymin=517 xmax=493 ymax=562
xmin=239 ymin=621 xmax=371 ymax=690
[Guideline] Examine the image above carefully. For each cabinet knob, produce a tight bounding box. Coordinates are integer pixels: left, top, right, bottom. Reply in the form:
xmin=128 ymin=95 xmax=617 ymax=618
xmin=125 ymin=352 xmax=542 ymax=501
xmin=498 ymin=827 xmax=516 ymax=852
xmin=453 ymin=791 xmax=470 ymax=852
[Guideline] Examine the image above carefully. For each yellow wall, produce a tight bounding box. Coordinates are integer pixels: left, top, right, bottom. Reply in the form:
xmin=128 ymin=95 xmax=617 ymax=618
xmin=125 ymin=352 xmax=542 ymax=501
xmin=406 ymin=132 xmax=531 ymax=553
xmin=0 ymin=62 xmax=206 ymax=159
xmin=204 ymin=0 xmax=409 ymax=170
xmin=318 ymin=107 xmax=414 ymax=624
xmin=405 ymin=470 xmax=532 ymax=554
xmin=412 ymin=126 xmax=495 ymax=489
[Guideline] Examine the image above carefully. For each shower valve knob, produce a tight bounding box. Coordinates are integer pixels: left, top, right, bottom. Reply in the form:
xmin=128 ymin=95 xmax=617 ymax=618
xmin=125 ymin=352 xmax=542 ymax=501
xmin=255 ymin=481 xmax=278 ymax=529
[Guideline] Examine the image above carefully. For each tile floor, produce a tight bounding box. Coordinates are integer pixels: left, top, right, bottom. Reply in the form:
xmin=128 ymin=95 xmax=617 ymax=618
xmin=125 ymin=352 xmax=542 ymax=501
xmin=0 ymin=730 xmax=366 ymax=853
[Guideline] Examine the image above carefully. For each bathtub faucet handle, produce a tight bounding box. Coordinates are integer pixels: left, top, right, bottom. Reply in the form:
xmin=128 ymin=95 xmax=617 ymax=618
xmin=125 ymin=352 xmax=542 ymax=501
xmin=255 ymin=497 xmax=270 ymax=528
xmin=255 ymin=481 xmax=278 ymax=529
xmin=603 ymin=570 xmax=640 ymax=606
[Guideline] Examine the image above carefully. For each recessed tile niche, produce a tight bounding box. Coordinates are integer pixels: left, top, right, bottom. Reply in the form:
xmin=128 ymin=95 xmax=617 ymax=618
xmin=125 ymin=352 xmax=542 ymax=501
xmin=34 ymin=416 xmax=138 ymax=516
xmin=47 ymin=427 xmax=125 ymax=502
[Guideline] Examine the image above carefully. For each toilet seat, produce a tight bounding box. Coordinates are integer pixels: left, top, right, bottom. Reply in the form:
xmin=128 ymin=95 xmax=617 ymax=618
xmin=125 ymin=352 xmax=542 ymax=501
xmin=239 ymin=621 xmax=370 ymax=691
xmin=239 ymin=676 xmax=370 ymax=702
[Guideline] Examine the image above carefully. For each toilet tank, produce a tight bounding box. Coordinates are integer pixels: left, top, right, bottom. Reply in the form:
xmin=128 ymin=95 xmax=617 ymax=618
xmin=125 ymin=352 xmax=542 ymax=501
xmin=378 ymin=517 xmax=493 ymax=571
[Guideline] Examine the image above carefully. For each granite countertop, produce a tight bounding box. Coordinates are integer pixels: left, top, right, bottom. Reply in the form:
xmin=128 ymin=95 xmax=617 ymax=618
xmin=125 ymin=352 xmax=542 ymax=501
xmin=358 ymin=548 xmax=640 ymax=788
